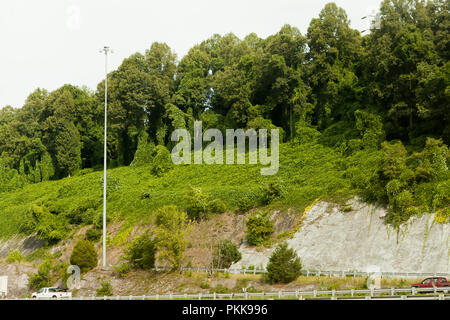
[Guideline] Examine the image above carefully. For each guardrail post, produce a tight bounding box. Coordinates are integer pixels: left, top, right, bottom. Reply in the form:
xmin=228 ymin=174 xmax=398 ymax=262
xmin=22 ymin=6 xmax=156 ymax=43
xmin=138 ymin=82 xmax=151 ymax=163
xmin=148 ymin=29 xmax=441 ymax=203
xmin=278 ymin=291 xmax=281 ymax=299
xmin=103 ymin=296 xmax=106 ymax=300
xmin=156 ymin=294 xmax=159 ymax=300
xmin=213 ymin=292 xmax=216 ymax=300
xmin=318 ymin=270 xmax=321 ymax=277
xmin=199 ymin=293 xmax=202 ymax=300
xmin=295 ymin=290 xmax=298 ymax=299
xmin=142 ymin=295 xmax=145 ymax=300
xmin=391 ymin=288 xmax=395 ymax=296
xmin=353 ymin=271 xmax=356 ymax=278
xmin=370 ymin=288 xmax=374 ymax=297
xmin=245 ymin=291 xmax=248 ymax=300
xmin=439 ymin=294 xmax=444 ymax=300
xmin=365 ymin=296 xmax=371 ymax=300
xmin=306 ymin=270 xmax=309 ymax=277
xmin=332 ymin=290 xmax=335 ymax=299
xmin=351 ymin=289 xmax=354 ymax=297
xmin=129 ymin=295 xmax=132 ymax=300
xmin=411 ymin=287 xmax=416 ymax=295
xmin=313 ymin=290 xmax=317 ymax=298
xmin=401 ymin=295 xmax=406 ymax=300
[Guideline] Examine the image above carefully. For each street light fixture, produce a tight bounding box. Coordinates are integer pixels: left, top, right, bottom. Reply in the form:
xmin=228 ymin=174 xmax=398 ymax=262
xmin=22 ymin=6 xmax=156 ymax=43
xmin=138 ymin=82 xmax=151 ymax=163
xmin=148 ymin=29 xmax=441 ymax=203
xmin=99 ymin=46 xmax=113 ymax=269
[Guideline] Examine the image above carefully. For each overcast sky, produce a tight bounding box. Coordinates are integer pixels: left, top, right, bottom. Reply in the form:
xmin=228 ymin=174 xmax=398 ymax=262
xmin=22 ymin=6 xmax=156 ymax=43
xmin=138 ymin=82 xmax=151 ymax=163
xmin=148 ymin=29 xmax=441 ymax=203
xmin=0 ymin=0 xmax=382 ymax=109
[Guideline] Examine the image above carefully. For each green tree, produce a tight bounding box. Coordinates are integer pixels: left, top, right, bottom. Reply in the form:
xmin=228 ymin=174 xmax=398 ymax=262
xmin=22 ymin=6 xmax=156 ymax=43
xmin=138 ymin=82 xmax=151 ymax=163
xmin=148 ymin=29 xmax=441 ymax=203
xmin=154 ymin=205 xmax=190 ymax=271
xmin=124 ymin=234 xmax=156 ymax=269
xmin=266 ymin=242 xmax=302 ymax=284
xmin=245 ymin=212 xmax=274 ymax=246
xmin=70 ymin=240 xmax=98 ymax=273
xmin=212 ymin=239 xmax=242 ymax=269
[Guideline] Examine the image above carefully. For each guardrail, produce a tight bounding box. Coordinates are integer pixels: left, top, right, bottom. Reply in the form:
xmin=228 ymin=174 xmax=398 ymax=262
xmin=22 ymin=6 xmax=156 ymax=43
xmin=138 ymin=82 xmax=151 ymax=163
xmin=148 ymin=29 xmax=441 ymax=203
xmin=21 ymin=287 xmax=449 ymax=300
xmin=154 ymin=266 xmax=450 ymax=279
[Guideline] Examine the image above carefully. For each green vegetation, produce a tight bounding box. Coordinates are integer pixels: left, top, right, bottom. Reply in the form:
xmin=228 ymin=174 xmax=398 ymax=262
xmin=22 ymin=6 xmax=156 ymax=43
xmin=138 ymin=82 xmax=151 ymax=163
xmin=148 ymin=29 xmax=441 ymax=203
xmin=245 ymin=212 xmax=275 ymax=246
xmin=96 ymin=281 xmax=114 ymax=296
xmin=69 ymin=240 xmax=98 ymax=273
xmin=212 ymin=239 xmax=242 ymax=269
xmin=123 ymin=233 xmax=156 ymax=269
xmin=154 ymin=205 xmax=190 ymax=271
xmin=266 ymin=242 xmax=302 ymax=284
xmin=5 ymin=249 xmax=24 ymax=263
xmin=0 ymin=0 xmax=448 ymax=247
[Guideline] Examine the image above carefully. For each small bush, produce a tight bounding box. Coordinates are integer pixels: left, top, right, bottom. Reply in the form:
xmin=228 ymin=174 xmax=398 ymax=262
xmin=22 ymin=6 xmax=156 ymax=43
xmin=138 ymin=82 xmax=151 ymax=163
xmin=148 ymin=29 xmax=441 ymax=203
xmin=123 ymin=234 xmax=156 ymax=269
xmin=185 ymin=187 xmax=226 ymax=220
xmin=200 ymin=281 xmax=210 ymax=289
xmin=212 ymin=239 xmax=242 ymax=269
xmin=113 ymin=263 xmax=132 ymax=278
xmin=151 ymin=145 xmax=173 ymax=176
xmin=28 ymin=260 xmax=52 ymax=291
xmin=266 ymin=242 xmax=302 ymax=284
xmin=262 ymin=181 xmax=285 ymax=204
xmin=70 ymin=240 xmax=98 ymax=273
xmin=245 ymin=212 xmax=274 ymax=246
xmin=6 ymin=249 xmax=24 ymax=263
xmin=85 ymin=227 xmax=102 ymax=242
xmin=96 ymin=281 xmax=113 ymax=296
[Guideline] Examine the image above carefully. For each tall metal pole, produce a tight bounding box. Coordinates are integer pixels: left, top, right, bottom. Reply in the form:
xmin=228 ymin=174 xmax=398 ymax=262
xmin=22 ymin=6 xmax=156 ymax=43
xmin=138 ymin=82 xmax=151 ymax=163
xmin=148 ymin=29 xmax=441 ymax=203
xmin=100 ymin=46 xmax=112 ymax=268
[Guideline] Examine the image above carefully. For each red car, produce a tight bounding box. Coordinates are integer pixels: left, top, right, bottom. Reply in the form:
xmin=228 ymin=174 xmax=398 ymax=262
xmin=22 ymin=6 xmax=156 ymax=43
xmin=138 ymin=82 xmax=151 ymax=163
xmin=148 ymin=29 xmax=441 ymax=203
xmin=411 ymin=277 xmax=450 ymax=288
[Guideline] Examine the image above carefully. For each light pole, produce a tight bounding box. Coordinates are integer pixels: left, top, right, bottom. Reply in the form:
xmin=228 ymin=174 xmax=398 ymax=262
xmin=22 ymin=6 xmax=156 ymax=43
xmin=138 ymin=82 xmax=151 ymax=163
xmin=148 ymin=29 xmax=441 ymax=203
xmin=99 ymin=46 xmax=112 ymax=268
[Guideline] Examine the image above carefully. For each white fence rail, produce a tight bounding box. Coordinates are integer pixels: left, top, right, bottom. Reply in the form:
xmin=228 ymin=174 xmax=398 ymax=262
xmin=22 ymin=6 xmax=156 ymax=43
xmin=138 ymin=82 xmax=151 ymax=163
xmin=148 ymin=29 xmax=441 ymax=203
xmin=154 ymin=266 xmax=450 ymax=279
xmin=17 ymin=287 xmax=450 ymax=300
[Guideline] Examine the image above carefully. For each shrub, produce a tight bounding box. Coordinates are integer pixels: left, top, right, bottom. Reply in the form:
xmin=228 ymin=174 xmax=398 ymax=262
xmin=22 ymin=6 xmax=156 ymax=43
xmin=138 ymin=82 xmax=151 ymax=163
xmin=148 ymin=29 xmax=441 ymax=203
xmin=28 ymin=260 xmax=52 ymax=291
xmin=154 ymin=205 xmax=190 ymax=271
xmin=85 ymin=227 xmax=102 ymax=242
xmin=262 ymin=181 xmax=285 ymax=204
xmin=245 ymin=212 xmax=274 ymax=246
xmin=113 ymin=263 xmax=132 ymax=278
xmin=237 ymin=195 xmax=256 ymax=213
xmin=151 ymin=145 xmax=173 ymax=176
xmin=96 ymin=281 xmax=113 ymax=296
xmin=6 ymin=249 xmax=24 ymax=263
xmin=70 ymin=240 xmax=98 ymax=273
xmin=266 ymin=242 xmax=302 ymax=284
xmin=212 ymin=239 xmax=242 ymax=269
xmin=185 ymin=187 xmax=226 ymax=220
xmin=131 ymin=131 xmax=154 ymax=167
xmin=123 ymin=234 xmax=156 ymax=269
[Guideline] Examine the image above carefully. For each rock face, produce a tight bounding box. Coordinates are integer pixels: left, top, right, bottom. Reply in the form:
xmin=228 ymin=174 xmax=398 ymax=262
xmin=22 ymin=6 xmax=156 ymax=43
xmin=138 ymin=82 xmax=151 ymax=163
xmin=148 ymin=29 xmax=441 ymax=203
xmin=0 ymin=235 xmax=44 ymax=259
xmin=232 ymin=198 xmax=450 ymax=273
xmin=0 ymin=263 xmax=36 ymax=298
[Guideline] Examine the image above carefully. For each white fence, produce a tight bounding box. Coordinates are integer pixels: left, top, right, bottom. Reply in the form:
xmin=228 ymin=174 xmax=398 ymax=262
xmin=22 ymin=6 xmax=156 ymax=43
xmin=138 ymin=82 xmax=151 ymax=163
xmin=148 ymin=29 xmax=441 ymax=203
xmin=19 ymin=287 xmax=450 ymax=300
xmin=154 ymin=266 xmax=450 ymax=279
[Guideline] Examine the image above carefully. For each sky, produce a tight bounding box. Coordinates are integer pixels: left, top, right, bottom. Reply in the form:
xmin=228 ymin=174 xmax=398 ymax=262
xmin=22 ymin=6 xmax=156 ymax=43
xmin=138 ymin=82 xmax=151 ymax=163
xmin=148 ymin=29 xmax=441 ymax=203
xmin=0 ymin=0 xmax=382 ymax=109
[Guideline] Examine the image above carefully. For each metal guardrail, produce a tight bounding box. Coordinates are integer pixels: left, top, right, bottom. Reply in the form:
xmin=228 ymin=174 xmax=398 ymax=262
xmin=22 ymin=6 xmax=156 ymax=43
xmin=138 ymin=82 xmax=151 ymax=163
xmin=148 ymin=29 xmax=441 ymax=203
xmin=154 ymin=266 xmax=450 ymax=279
xmin=18 ymin=287 xmax=449 ymax=300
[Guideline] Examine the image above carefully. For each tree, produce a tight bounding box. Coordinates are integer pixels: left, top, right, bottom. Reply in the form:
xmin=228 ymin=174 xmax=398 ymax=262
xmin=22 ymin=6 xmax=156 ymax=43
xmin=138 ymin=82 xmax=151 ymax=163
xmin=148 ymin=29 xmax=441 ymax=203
xmin=70 ymin=240 xmax=98 ymax=273
xmin=266 ymin=242 xmax=302 ymax=284
xmin=54 ymin=121 xmax=81 ymax=177
xmin=245 ymin=212 xmax=274 ymax=246
xmin=306 ymin=3 xmax=361 ymax=129
xmin=154 ymin=205 xmax=190 ymax=271
xmin=212 ymin=239 xmax=242 ymax=269
xmin=124 ymin=234 xmax=157 ymax=269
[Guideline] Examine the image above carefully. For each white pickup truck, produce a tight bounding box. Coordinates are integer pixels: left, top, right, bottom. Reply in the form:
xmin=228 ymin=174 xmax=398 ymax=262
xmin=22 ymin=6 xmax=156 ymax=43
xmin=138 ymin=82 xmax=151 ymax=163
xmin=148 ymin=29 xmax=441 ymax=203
xmin=31 ymin=287 xmax=72 ymax=299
